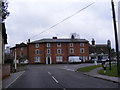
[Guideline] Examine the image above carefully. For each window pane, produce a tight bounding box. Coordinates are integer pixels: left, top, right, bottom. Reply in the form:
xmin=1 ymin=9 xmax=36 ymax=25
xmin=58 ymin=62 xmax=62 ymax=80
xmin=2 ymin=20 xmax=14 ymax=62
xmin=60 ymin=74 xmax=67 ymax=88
xmin=56 ymin=56 xmax=62 ymax=62
xmin=57 ymin=49 xmax=61 ymax=54
xmin=70 ymin=48 xmax=74 ymax=54
xmin=34 ymin=57 xmax=40 ymax=62
xmin=35 ymin=49 xmax=40 ymax=54
xmin=35 ymin=44 xmax=39 ymax=48
xmin=80 ymin=48 xmax=85 ymax=53
xmin=57 ymin=43 xmax=61 ymax=47
xmin=80 ymin=43 xmax=84 ymax=47
xmin=47 ymin=49 xmax=50 ymax=54
xmin=69 ymin=43 xmax=73 ymax=47
xmin=47 ymin=43 xmax=50 ymax=47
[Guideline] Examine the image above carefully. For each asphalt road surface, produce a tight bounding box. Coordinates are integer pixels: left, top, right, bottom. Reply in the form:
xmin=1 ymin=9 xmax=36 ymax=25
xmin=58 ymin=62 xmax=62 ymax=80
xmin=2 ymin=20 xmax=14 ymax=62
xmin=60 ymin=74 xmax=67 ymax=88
xmin=7 ymin=64 xmax=118 ymax=89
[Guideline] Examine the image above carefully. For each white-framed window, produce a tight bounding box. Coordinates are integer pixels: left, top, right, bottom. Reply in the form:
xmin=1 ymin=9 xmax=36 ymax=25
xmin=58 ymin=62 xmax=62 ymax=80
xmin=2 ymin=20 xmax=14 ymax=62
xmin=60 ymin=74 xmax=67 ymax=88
xmin=21 ymin=47 xmax=24 ymax=51
xmin=35 ymin=49 xmax=40 ymax=54
xmin=35 ymin=44 xmax=39 ymax=48
xmin=80 ymin=43 xmax=84 ymax=47
xmin=70 ymin=48 xmax=74 ymax=54
xmin=86 ymin=56 xmax=88 ymax=60
xmin=80 ymin=48 xmax=85 ymax=53
xmin=57 ymin=49 xmax=61 ymax=54
xmin=47 ymin=49 xmax=50 ymax=54
xmin=56 ymin=56 xmax=63 ymax=62
xmin=57 ymin=43 xmax=61 ymax=47
xmin=47 ymin=43 xmax=51 ymax=47
xmin=69 ymin=43 xmax=73 ymax=47
xmin=34 ymin=57 xmax=40 ymax=62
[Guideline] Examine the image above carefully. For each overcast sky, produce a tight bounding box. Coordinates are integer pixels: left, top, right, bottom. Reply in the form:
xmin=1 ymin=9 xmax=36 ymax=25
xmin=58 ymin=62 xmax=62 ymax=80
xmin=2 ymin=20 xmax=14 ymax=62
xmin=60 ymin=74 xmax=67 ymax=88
xmin=5 ymin=0 xmax=120 ymax=49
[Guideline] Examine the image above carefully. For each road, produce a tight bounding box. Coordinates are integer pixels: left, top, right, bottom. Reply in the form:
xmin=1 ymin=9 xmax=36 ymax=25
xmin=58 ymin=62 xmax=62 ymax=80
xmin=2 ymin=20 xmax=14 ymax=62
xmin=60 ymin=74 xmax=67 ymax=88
xmin=7 ymin=64 xmax=118 ymax=89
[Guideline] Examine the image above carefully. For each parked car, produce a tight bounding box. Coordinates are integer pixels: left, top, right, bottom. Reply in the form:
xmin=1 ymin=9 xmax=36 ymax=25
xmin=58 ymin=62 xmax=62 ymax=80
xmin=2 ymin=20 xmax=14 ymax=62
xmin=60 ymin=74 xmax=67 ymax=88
xmin=68 ymin=56 xmax=82 ymax=64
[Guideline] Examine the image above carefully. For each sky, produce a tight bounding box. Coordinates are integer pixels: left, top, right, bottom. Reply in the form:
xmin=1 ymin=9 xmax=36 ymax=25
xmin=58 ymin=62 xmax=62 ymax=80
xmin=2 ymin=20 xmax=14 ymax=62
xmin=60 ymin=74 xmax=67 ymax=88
xmin=5 ymin=0 xmax=120 ymax=49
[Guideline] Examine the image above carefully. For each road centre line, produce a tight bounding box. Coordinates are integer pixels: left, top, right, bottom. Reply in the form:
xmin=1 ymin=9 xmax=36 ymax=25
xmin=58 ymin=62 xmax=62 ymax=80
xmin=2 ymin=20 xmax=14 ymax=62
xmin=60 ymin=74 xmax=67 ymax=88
xmin=48 ymin=72 xmax=51 ymax=75
xmin=52 ymin=76 xmax=59 ymax=83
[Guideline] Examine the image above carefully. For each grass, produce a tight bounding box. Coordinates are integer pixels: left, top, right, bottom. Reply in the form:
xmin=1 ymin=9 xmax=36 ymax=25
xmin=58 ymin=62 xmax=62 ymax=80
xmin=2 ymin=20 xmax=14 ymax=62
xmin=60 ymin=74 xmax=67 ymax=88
xmin=98 ymin=65 xmax=120 ymax=77
xmin=77 ymin=64 xmax=101 ymax=72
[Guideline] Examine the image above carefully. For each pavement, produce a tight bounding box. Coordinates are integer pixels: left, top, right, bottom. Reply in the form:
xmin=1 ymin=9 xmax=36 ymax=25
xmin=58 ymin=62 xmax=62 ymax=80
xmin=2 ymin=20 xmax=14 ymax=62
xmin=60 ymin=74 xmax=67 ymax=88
xmin=83 ymin=67 xmax=120 ymax=84
xmin=2 ymin=71 xmax=25 ymax=89
xmin=1 ymin=64 xmax=120 ymax=89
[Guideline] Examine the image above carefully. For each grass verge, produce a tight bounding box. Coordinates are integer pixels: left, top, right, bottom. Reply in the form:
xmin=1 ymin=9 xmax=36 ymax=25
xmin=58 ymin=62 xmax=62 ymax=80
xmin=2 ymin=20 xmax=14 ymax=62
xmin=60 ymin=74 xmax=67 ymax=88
xmin=98 ymin=65 xmax=120 ymax=77
xmin=77 ymin=64 xmax=101 ymax=72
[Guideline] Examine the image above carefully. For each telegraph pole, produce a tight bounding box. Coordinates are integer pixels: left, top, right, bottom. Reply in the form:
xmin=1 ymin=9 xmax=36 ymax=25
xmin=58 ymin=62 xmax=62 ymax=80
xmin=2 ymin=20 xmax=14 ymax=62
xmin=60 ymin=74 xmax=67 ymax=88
xmin=14 ymin=49 xmax=17 ymax=72
xmin=111 ymin=0 xmax=120 ymax=75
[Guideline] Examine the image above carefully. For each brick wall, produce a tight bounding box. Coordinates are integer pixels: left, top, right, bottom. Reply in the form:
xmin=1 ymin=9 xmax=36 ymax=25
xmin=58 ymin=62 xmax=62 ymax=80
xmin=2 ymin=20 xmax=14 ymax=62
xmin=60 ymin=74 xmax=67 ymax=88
xmin=2 ymin=64 xmax=10 ymax=79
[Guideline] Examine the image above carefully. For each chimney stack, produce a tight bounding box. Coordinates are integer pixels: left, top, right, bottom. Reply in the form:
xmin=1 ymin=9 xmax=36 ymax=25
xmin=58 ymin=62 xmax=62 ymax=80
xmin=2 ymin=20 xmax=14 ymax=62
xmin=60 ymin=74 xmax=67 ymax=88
xmin=53 ymin=37 xmax=57 ymax=39
xmin=92 ymin=38 xmax=95 ymax=45
xmin=28 ymin=39 xmax=30 ymax=43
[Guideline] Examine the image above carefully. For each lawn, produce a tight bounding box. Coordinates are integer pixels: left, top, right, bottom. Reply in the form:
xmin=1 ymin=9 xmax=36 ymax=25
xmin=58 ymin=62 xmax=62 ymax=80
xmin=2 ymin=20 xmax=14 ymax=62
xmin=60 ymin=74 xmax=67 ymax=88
xmin=98 ymin=65 xmax=120 ymax=77
xmin=77 ymin=64 xmax=101 ymax=72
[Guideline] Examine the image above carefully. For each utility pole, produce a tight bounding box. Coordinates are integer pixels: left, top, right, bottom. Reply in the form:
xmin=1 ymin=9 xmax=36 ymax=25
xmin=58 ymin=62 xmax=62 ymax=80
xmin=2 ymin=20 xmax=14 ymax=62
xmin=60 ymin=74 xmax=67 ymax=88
xmin=107 ymin=40 xmax=111 ymax=70
xmin=111 ymin=0 xmax=120 ymax=75
xmin=14 ymin=49 xmax=17 ymax=72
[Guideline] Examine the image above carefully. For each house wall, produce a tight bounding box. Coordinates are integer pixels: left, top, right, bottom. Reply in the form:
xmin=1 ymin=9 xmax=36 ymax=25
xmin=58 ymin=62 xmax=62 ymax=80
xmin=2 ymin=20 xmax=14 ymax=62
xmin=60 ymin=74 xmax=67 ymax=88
xmin=10 ymin=46 xmax=28 ymax=62
xmin=28 ymin=42 xmax=89 ymax=64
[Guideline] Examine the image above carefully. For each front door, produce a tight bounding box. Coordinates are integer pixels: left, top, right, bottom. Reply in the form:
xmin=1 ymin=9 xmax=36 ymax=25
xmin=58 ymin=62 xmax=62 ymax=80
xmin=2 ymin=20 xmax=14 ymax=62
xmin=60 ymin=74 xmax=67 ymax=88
xmin=46 ymin=56 xmax=52 ymax=64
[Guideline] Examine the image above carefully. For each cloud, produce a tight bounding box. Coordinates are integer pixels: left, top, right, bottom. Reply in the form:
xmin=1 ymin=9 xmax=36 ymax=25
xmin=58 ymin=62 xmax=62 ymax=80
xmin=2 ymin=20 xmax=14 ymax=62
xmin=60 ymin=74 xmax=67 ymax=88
xmin=5 ymin=0 xmax=119 ymax=49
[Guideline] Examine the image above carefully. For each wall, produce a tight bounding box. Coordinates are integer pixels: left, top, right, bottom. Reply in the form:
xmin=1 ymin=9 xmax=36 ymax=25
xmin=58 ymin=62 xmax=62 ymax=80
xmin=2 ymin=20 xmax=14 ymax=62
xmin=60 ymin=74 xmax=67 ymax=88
xmin=2 ymin=64 xmax=10 ymax=79
xmin=28 ymin=42 xmax=89 ymax=64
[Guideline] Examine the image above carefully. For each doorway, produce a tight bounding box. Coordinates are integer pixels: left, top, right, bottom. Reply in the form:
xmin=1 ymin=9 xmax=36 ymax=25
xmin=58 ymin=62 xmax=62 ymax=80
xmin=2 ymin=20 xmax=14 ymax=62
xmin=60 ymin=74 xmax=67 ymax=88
xmin=46 ymin=56 xmax=52 ymax=64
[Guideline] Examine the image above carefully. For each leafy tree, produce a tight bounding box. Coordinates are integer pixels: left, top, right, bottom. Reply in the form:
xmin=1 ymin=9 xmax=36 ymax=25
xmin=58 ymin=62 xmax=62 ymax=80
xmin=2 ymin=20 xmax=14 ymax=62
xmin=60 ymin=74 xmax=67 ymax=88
xmin=0 ymin=0 xmax=10 ymax=22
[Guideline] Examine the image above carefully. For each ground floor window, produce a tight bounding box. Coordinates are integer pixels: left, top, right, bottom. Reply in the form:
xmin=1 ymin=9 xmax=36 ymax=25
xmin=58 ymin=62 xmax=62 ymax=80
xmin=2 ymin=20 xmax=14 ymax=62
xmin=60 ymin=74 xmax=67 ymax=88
xmin=56 ymin=56 xmax=63 ymax=62
xmin=34 ymin=57 xmax=40 ymax=62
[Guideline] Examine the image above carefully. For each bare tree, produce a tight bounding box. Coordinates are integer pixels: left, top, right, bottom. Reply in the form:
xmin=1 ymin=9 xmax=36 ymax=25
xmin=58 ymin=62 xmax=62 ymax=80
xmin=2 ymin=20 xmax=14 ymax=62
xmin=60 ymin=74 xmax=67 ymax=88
xmin=70 ymin=33 xmax=80 ymax=39
xmin=0 ymin=0 xmax=10 ymax=22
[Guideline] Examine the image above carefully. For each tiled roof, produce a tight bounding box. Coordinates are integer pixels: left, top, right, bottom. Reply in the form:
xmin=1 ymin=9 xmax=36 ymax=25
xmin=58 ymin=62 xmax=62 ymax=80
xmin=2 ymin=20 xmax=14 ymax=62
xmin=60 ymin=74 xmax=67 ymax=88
xmin=89 ymin=44 xmax=109 ymax=54
xmin=30 ymin=38 xmax=88 ymax=43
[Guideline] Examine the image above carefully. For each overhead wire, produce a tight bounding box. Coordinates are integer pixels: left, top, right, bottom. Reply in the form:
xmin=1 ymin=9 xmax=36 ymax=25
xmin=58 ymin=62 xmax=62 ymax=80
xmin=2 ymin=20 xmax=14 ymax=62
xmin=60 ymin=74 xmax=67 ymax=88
xmin=24 ymin=2 xmax=95 ymax=42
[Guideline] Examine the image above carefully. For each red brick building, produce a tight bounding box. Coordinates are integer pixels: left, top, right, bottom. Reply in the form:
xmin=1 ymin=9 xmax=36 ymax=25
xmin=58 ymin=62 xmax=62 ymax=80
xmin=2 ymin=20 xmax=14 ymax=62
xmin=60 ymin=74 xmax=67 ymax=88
xmin=10 ymin=37 xmax=89 ymax=64
xmin=10 ymin=43 xmax=28 ymax=63
xmin=28 ymin=37 xmax=89 ymax=64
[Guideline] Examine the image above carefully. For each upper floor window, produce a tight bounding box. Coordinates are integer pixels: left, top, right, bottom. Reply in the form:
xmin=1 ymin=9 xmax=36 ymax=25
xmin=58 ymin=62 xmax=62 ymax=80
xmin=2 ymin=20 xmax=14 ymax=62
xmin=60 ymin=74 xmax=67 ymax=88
xmin=47 ymin=49 xmax=50 ymax=54
xmin=21 ymin=47 xmax=24 ymax=51
xmin=57 ymin=43 xmax=61 ymax=47
xmin=80 ymin=48 xmax=85 ymax=53
xmin=35 ymin=44 xmax=39 ymax=48
xmin=80 ymin=43 xmax=84 ymax=47
xmin=47 ymin=43 xmax=51 ymax=47
xmin=70 ymin=48 xmax=74 ymax=54
xmin=35 ymin=49 xmax=40 ymax=55
xmin=57 ymin=49 xmax=61 ymax=54
xmin=69 ymin=43 xmax=73 ymax=47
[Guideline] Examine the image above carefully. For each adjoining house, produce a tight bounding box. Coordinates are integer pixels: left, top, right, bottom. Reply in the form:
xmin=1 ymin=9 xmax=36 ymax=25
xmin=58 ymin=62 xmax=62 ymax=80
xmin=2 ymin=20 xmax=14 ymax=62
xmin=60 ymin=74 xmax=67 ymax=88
xmin=10 ymin=43 xmax=28 ymax=64
xmin=10 ymin=36 xmax=89 ymax=64
xmin=89 ymin=39 xmax=111 ymax=62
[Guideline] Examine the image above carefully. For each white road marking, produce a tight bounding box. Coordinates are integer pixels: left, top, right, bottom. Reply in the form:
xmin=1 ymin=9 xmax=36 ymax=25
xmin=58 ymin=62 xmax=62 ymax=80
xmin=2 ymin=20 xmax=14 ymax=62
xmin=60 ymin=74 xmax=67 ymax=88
xmin=63 ymin=88 xmax=66 ymax=90
xmin=6 ymin=71 xmax=25 ymax=88
xmin=48 ymin=72 xmax=51 ymax=75
xmin=52 ymin=76 xmax=59 ymax=83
